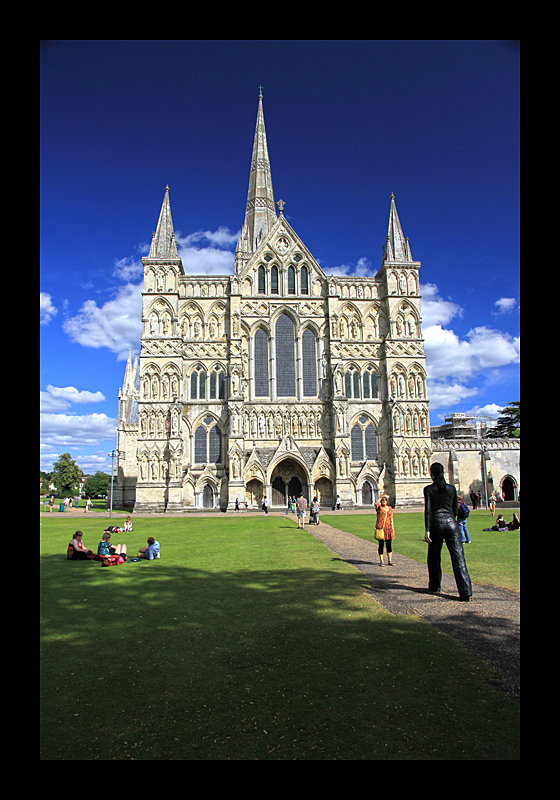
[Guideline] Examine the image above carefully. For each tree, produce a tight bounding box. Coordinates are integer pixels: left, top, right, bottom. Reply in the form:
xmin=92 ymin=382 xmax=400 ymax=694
xmin=83 ymin=471 xmax=109 ymax=499
xmin=51 ymin=453 xmax=83 ymax=496
xmin=488 ymin=401 xmax=520 ymax=438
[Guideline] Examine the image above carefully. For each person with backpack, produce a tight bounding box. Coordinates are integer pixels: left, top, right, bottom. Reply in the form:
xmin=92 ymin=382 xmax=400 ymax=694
xmin=457 ymin=495 xmax=471 ymax=543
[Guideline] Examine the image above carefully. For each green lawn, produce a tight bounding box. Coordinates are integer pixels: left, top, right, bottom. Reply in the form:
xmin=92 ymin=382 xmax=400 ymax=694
xmin=40 ymin=515 xmax=519 ymax=760
xmin=323 ymin=510 xmax=520 ymax=593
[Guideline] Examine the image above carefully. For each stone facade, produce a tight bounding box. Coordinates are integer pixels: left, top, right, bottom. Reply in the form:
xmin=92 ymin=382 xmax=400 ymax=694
xmin=113 ymin=93 xmax=433 ymax=511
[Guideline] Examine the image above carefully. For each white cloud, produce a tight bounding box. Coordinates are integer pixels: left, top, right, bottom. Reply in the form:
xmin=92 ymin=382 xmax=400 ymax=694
xmin=62 ymin=227 xmax=239 ymax=360
xmin=180 ymin=227 xmax=239 ymax=249
xmin=426 ymin=379 xmax=479 ymax=411
xmin=493 ymin=297 xmax=518 ymax=315
xmin=40 ymin=292 xmax=58 ymax=325
xmin=63 ymin=282 xmax=143 ymax=361
xmin=40 ymin=412 xmax=117 ymax=450
xmin=113 ymin=256 xmax=143 ymax=282
xmin=464 ymin=403 xmax=504 ymax=419
xmin=419 ymin=284 xmax=519 ymax=412
xmin=40 ymin=385 xmax=106 ymax=412
xmin=176 ymin=229 xmax=237 ymax=276
xmin=420 ymin=282 xmax=463 ymax=328
xmin=325 ymin=257 xmax=373 ymax=278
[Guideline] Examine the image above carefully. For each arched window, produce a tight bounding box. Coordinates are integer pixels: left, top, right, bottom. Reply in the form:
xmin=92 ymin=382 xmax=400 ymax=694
xmin=194 ymin=418 xmax=222 ymax=464
xmin=351 ymin=424 xmax=364 ymax=461
xmin=276 ymin=313 xmax=295 ymax=396
xmin=351 ymin=417 xmax=378 ymax=461
xmin=209 ymin=366 xmax=225 ymax=400
xmin=344 ymin=365 xmax=360 ymax=399
xmin=271 ymin=265 xmax=279 ymax=294
xmin=301 ymin=266 xmax=308 ymax=295
xmin=258 ymin=265 xmax=266 ymax=294
xmin=363 ymin=366 xmax=379 ymax=399
xmin=208 ymin=424 xmax=221 ymax=463
xmin=288 ymin=266 xmax=295 ymax=295
xmin=194 ymin=426 xmax=207 ymax=462
xmin=190 ymin=366 xmax=206 ymax=400
xmin=254 ymin=328 xmax=269 ymax=397
xmin=302 ymin=328 xmax=317 ymax=396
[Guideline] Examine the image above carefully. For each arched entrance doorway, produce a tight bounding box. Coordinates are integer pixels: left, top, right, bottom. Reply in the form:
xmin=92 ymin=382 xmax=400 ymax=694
xmin=270 ymin=457 xmax=308 ymax=507
xmin=202 ymin=483 xmax=214 ymax=509
xmin=361 ymin=481 xmax=373 ymax=505
xmin=501 ymin=476 xmax=517 ymax=501
xmin=315 ymin=477 xmax=333 ymax=507
xmin=246 ymin=478 xmax=263 ymax=509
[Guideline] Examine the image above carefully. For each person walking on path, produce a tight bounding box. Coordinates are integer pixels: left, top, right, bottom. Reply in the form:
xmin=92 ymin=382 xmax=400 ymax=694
xmin=263 ymin=496 xmax=269 ymax=516
xmin=374 ymin=494 xmax=395 ymax=566
xmin=424 ymin=463 xmax=472 ymax=601
xmin=296 ymin=493 xmax=307 ymax=529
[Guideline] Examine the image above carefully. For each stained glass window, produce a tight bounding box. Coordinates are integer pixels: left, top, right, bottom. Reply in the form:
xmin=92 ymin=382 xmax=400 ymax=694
xmin=276 ymin=314 xmax=295 ymax=396
xmin=254 ymin=328 xmax=269 ymax=397
xmin=301 ymin=266 xmax=308 ymax=295
xmin=302 ymin=328 xmax=317 ymax=396
xmin=194 ymin=426 xmax=206 ymax=462
xmin=350 ymin=420 xmax=378 ymax=461
xmin=271 ymin=266 xmax=278 ymax=294
xmin=288 ymin=266 xmax=295 ymax=295
xmin=351 ymin=424 xmax=364 ymax=461
xmin=208 ymin=425 xmax=221 ymax=463
xmin=365 ymin=424 xmax=378 ymax=459
xmin=258 ymin=265 xmax=265 ymax=294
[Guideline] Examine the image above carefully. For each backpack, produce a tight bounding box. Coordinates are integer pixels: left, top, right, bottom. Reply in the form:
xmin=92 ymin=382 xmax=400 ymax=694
xmin=459 ymin=502 xmax=470 ymax=518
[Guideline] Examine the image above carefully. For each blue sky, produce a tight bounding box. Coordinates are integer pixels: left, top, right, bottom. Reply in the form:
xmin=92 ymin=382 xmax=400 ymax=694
xmin=40 ymin=40 xmax=520 ymax=474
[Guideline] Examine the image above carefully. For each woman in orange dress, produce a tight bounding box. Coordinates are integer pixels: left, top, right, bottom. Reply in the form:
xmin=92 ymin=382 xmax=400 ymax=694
xmin=374 ymin=495 xmax=395 ymax=566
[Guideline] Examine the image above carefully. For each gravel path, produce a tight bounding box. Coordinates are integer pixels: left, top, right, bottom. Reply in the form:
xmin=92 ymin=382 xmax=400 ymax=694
xmin=308 ymin=519 xmax=520 ymax=701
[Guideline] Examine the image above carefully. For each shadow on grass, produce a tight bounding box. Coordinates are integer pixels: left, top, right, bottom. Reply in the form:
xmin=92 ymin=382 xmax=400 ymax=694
xmin=40 ymin=551 xmax=519 ymax=761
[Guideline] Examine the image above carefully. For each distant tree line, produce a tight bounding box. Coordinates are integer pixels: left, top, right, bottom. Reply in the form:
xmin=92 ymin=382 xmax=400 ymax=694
xmin=40 ymin=452 xmax=109 ymax=498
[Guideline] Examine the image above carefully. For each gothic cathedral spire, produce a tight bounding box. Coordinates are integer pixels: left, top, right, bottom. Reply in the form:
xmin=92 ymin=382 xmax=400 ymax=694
xmin=236 ymin=89 xmax=277 ymax=268
xmin=383 ymin=193 xmax=413 ymax=263
xmin=149 ymin=185 xmax=179 ymax=259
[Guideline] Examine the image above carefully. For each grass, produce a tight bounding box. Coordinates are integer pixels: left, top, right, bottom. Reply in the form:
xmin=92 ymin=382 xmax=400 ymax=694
xmin=40 ymin=515 xmax=519 ymax=760
xmin=323 ymin=509 xmax=520 ymax=593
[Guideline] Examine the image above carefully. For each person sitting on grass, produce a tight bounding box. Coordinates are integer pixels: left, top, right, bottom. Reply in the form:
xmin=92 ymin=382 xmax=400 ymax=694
xmin=137 ymin=537 xmax=160 ymax=560
xmin=66 ymin=531 xmax=95 ymax=560
xmin=97 ymin=531 xmax=127 ymax=564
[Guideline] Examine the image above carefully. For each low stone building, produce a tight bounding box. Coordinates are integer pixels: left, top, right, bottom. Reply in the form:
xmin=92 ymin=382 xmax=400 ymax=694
xmin=430 ymin=437 xmax=520 ymax=503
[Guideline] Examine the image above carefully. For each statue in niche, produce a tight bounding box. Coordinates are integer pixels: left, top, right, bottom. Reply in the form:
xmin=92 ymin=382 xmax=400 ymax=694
xmin=335 ymin=370 xmax=343 ymax=395
xmin=231 ymin=371 xmax=240 ymax=396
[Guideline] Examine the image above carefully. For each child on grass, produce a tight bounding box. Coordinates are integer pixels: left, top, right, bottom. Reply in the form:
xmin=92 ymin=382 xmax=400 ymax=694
xmin=137 ymin=537 xmax=160 ymax=560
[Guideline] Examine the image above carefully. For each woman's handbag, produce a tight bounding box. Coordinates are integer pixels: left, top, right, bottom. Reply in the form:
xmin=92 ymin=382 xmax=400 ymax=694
xmin=375 ymin=506 xmax=388 ymax=540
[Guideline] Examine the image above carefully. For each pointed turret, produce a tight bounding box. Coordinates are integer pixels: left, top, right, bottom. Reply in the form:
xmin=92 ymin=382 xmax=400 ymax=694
xmin=236 ymin=89 xmax=277 ymax=268
xmin=383 ymin=193 xmax=413 ymax=263
xmin=149 ymin=185 xmax=179 ymax=259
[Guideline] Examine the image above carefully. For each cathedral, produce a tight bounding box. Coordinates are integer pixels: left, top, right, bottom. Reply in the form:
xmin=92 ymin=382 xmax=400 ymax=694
xmin=114 ymin=92 xmax=431 ymax=512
